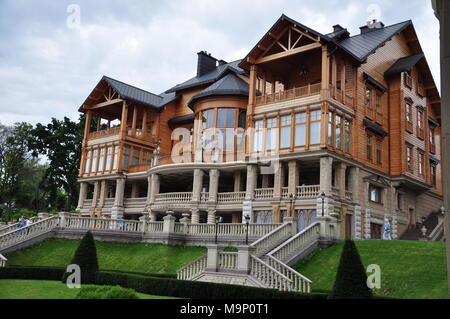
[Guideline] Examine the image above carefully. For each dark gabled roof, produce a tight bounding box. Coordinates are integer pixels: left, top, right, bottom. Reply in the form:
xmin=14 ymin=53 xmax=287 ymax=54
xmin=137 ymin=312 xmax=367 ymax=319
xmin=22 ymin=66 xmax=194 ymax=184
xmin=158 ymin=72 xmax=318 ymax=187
xmin=165 ymin=60 xmax=246 ymax=93
xmin=168 ymin=114 xmax=195 ymax=127
xmin=384 ymin=54 xmax=424 ymax=78
xmin=103 ymin=76 xmax=164 ymax=108
xmin=188 ymin=73 xmax=249 ymax=108
xmin=239 ymin=14 xmax=332 ymax=70
xmin=80 ymin=76 xmax=179 ymax=112
xmin=338 ymin=20 xmax=412 ymax=62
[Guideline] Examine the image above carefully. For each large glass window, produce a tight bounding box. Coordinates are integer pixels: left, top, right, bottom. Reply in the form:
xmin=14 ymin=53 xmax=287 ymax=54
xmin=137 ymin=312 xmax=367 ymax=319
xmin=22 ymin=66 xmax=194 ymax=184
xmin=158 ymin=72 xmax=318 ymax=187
xmin=202 ymin=109 xmax=215 ymax=129
xmin=365 ymin=87 xmax=372 ymax=108
xmin=113 ymin=145 xmax=118 ymax=170
xmin=344 ymin=119 xmax=351 ymax=153
xmin=431 ymin=164 xmax=437 ymax=187
xmin=266 ymin=118 xmax=278 ymax=151
xmin=280 ymin=116 xmax=291 ymax=149
xmin=376 ymin=93 xmax=382 ymax=114
xmin=295 ymin=113 xmax=306 ymax=147
xmin=238 ymin=110 xmax=246 ymax=128
xmin=328 ymin=113 xmax=333 ymax=145
xmin=254 ymin=120 xmax=263 ymax=152
xmin=369 ymin=185 xmax=382 ymax=204
xmin=85 ymin=150 xmax=91 ymax=174
xmin=335 ymin=115 xmax=342 ymax=149
xmin=310 ymin=111 xmax=321 ymax=145
xmin=407 ymin=145 xmax=413 ymax=171
xmin=406 ymin=103 xmax=412 ymax=123
xmin=98 ymin=147 xmax=105 ymax=172
xmin=418 ymin=152 xmax=424 ymax=176
xmin=105 ymin=146 xmax=112 ymax=171
xmin=122 ymin=145 xmax=130 ymax=170
xmin=91 ymin=149 xmax=98 ymax=173
xmin=376 ymin=138 xmax=382 ymax=164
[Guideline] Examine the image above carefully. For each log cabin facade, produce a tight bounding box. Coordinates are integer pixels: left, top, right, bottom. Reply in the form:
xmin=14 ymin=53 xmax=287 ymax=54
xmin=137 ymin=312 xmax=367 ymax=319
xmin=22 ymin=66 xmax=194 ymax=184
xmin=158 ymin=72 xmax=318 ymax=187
xmin=76 ymin=15 xmax=443 ymax=240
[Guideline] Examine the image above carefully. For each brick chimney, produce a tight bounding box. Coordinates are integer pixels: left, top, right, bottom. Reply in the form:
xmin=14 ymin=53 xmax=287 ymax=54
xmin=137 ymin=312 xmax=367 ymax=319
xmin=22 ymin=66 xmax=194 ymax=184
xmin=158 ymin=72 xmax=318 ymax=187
xmin=360 ymin=19 xmax=385 ymax=34
xmin=197 ymin=51 xmax=217 ymax=77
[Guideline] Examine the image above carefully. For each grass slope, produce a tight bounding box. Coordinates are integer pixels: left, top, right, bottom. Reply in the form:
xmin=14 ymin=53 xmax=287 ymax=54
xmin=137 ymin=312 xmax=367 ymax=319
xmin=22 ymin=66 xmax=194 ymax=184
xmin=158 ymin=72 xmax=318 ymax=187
xmin=0 ymin=280 xmax=176 ymax=299
xmin=293 ymin=240 xmax=448 ymax=299
xmin=5 ymin=238 xmax=206 ymax=274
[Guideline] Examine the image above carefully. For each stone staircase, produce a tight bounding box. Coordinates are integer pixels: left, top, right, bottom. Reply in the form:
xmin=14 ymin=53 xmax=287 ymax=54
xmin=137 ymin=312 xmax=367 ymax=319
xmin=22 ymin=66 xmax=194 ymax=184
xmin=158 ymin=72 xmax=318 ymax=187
xmin=176 ymin=218 xmax=333 ymax=293
xmin=400 ymin=210 xmax=445 ymax=241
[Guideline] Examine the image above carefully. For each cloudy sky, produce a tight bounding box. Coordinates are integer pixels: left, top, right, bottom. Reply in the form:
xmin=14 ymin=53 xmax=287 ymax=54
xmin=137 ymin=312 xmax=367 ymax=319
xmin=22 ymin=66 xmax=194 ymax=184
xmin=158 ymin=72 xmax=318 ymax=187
xmin=0 ymin=0 xmax=440 ymax=126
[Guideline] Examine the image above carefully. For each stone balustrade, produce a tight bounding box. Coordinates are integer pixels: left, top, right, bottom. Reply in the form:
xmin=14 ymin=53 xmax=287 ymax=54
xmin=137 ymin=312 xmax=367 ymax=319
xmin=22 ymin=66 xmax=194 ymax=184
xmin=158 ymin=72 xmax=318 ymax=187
xmin=218 ymin=252 xmax=238 ymax=270
xmin=249 ymin=255 xmax=292 ymax=291
xmin=268 ymin=222 xmax=320 ymax=263
xmin=155 ymin=192 xmax=192 ymax=203
xmin=250 ymin=223 xmax=292 ymax=257
xmin=177 ymin=255 xmax=207 ymax=280
xmin=254 ymin=188 xmax=274 ymax=200
xmin=217 ymin=192 xmax=246 ymax=202
xmin=296 ymin=185 xmax=320 ymax=198
xmin=0 ymin=253 xmax=7 ymax=267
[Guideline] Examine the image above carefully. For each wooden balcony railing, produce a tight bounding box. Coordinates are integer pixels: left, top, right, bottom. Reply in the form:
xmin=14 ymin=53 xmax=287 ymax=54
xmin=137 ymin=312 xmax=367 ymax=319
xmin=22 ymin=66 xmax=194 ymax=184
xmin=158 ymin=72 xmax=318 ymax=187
xmin=255 ymin=83 xmax=321 ymax=106
xmin=88 ymin=127 xmax=120 ymax=140
xmin=330 ymin=86 xmax=354 ymax=107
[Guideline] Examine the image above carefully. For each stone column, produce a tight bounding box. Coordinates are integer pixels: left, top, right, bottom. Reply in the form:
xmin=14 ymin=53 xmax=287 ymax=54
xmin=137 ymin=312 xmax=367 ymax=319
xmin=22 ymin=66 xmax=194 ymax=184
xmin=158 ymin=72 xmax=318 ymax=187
xmin=191 ymin=208 xmax=200 ymax=224
xmin=349 ymin=167 xmax=360 ymax=204
xmin=245 ymin=165 xmax=257 ymax=200
xmin=208 ymin=169 xmax=220 ymax=203
xmin=236 ymin=246 xmax=256 ymax=274
xmin=207 ymin=209 xmax=216 ymax=225
xmin=288 ymin=160 xmax=299 ymax=196
xmin=77 ymin=182 xmax=88 ymax=210
xmin=131 ymin=182 xmax=139 ymax=198
xmin=273 ymin=162 xmax=284 ymax=199
xmin=364 ymin=208 xmax=371 ymax=239
xmin=191 ymin=169 xmax=204 ymax=202
xmin=90 ymin=181 xmax=100 ymax=217
xmin=145 ymin=175 xmax=152 ymax=206
xmin=97 ymin=180 xmax=108 ymax=217
xmin=149 ymin=174 xmax=160 ymax=204
xmin=337 ymin=162 xmax=347 ymax=199
xmin=234 ymin=171 xmax=242 ymax=192
xmin=320 ymin=157 xmax=333 ymax=196
xmin=111 ymin=178 xmax=125 ymax=219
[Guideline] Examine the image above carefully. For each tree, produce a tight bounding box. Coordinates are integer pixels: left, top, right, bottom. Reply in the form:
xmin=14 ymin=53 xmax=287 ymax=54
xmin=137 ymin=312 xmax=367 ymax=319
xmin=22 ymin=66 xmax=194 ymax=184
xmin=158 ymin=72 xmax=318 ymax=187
xmin=329 ymin=240 xmax=373 ymax=299
xmin=0 ymin=122 xmax=34 ymax=219
xmin=28 ymin=116 xmax=83 ymax=211
xmin=63 ymin=231 xmax=99 ymax=284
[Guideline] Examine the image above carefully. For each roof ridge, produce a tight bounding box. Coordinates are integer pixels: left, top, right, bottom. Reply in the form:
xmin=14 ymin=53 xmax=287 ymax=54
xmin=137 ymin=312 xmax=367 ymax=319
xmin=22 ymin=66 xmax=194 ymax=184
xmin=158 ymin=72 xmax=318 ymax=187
xmin=348 ymin=19 xmax=412 ymax=39
xmin=103 ymin=75 xmax=163 ymax=99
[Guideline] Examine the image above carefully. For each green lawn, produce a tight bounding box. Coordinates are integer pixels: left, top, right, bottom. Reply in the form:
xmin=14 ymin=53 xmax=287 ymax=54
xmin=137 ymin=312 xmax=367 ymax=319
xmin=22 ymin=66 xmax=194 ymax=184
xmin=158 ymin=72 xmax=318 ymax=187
xmin=293 ymin=240 xmax=448 ymax=299
xmin=5 ymin=238 xmax=206 ymax=274
xmin=0 ymin=280 xmax=176 ymax=299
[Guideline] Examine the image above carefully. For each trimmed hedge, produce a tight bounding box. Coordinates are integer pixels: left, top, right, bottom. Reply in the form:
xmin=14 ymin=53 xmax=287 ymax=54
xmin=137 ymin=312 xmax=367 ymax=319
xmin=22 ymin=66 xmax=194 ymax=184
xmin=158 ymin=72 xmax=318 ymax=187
xmin=76 ymin=285 xmax=139 ymax=299
xmin=62 ymin=231 xmax=99 ymax=284
xmin=95 ymin=271 xmax=328 ymax=299
xmin=329 ymin=240 xmax=373 ymax=299
xmin=0 ymin=266 xmax=65 ymax=281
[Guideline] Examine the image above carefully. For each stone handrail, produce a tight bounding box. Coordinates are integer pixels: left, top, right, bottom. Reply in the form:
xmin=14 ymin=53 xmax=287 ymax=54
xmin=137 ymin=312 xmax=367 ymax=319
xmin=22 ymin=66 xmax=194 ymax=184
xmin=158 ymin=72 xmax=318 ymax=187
xmin=296 ymin=185 xmax=320 ymax=199
xmin=254 ymin=188 xmax=274 ymax=200
xmin=217 ymin=192 xmax=246 ymax=203
xmin=250 ymin=223 xmax=292 ymax=257
xmin=145 ymin=221 xmax=164 ymax=233
xmin=429 ymin=219 xmax=444 ymax=241
xmin=0 ymin=217 xmax=41 ymax=236
xmin=173 ymin=223 xmax=185 ymax=234
xmin=250 ymin=255 xmax=293 ymax=291
xmin=0 ymin=216 xmax=60 ymax=251
xmin=186 ymin=223 xmax=281 ymax=237
xmin=155 ymin=192 xmax=192 ymax=202
xmin=265 ymin=254 xmax=312 ymax=293
xmin=268 ymin=222 xmax=320 ymax=263
xmin=200 ymin=192 xmax=209 ymax=202
xmin=176 ymin=254 xmax=208 ymax=280
xmin=282 ymin=187 xmax=289 ymax=198
xmin=218 ymin=252 xmax=238 ymax=270
xmin=65 ymin=217 xmax=140 ymax=232
xmin=0 ymin=253 xmax=7 ymax=267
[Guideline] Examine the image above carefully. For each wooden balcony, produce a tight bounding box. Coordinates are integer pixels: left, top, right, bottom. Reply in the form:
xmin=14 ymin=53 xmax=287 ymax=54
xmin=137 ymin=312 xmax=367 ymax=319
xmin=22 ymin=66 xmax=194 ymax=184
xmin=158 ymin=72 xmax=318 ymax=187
xmin=330 ymin=85 xmax=354 ymax=107
xmin=88 ymin=127 xmax=120 ymax=140
xmin=255 ymin=83 xmax=321 ymax=106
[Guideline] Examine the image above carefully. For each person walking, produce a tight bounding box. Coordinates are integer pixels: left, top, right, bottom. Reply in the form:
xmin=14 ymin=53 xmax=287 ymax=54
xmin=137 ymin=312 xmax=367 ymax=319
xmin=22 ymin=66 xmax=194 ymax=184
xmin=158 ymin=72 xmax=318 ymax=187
xmin=383 ymin=218 xmax=392 ymax=240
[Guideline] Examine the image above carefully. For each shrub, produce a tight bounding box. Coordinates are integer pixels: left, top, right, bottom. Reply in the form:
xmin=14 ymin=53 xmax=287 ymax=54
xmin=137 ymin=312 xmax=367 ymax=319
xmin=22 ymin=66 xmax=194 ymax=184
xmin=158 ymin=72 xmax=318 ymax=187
xmin=62 ymin=231 xmax=99 ymax=284
xmin=329 ymin=240 xmax=373 ymax=299
xmin=76 ymin=285 xmax=139 ymax=299
xmin=94 ymin=271 xmax=327 ymax=299
xmin=0 ymin=266 xmax=65 ymax=280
